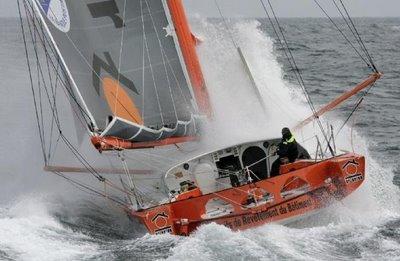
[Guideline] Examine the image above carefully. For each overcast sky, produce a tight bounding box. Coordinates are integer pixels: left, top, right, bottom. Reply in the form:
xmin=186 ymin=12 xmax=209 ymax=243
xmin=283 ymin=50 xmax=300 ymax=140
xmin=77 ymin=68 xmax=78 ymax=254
xmin=0 ymin=0 xmax=399 ymax=18
xmin=184 ymin=0 xmax=400 ymax=18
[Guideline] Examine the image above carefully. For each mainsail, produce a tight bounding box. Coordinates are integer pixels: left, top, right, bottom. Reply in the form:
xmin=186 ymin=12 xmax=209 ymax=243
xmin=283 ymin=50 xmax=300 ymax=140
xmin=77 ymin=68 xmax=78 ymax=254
xmin=32 ymin=0 xmax=199 ymax=142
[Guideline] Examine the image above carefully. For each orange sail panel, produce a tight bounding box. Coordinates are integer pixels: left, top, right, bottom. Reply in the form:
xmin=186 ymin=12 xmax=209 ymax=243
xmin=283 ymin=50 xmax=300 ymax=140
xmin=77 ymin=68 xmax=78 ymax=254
xmin=167 ymin=0 xmax=212 ymax=118
xmin=103 ymin=77 xmax=143 ymax=125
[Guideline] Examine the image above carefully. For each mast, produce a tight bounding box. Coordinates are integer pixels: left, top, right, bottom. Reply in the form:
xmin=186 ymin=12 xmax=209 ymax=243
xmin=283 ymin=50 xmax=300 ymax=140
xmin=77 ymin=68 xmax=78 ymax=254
xmin=167 ymin=0 xmax=212 ymax=118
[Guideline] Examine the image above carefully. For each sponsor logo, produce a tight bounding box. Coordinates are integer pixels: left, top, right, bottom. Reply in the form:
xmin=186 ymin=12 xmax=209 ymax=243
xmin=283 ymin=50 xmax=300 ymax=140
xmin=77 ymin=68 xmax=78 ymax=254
xmin=155 ymin=226 xmax=173 ymax=235
xmin=222 ymin=198 xmax=313 ymax=230
xmin=345 ymin=173 xmax=364 ymax=184
xmin=36 ymin=0 xmax=70 ymax=32
xmin=151 ymin=212 xmax=169 ymax=229
xmin=342 ymin=159 xmax=363 ymax=184
xmin=342 ymin=159 xmax=359 ymax=175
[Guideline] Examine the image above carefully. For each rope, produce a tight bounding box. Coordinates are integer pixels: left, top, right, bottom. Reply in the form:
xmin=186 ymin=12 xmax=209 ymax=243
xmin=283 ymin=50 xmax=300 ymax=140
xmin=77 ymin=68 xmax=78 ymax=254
xmin=336 ymin=0 xmax=378 ymax=72
xmin=22 ymin=0 xmax=92 ymax=127
xmin=139 ymin=0 xmax=147 ymax=121
xmin=213 ymin=0 xmax=238 ymax=49
xmin=141 ymin=0 xmax=164 ymax=125
xmin=319 ymin=82 xmax=376 ymax=152
xmin=47 ymin=59 xmax=60 ymax=159
xmin=332 ymin=1 xmax=366 ymax=58
xmin=32 ymin=1 xmax=96 ymax=126
xmin=20 ymin=0 xmax=167 ymax=211
xmin=312 ymin=0 xmax=375 ymax=71
xmin=114 ymin=0 xmax=128 ymax=115
xmin=144 ymin=0 xmax=179 ymax=123
xmin=25 ymin=9 xmax=62 ymax=132
xmin=336 ymin=84 xmax=374 ymax=136
xmin=18 ymin=0 xmax=48 ymax=165
xmin=260 ymin=0 xmax=335 ymax=156
xmin=119 ymin=153 xmax=143 ymax=209
xmin=52 ymin=171 xmax=126 ymax=206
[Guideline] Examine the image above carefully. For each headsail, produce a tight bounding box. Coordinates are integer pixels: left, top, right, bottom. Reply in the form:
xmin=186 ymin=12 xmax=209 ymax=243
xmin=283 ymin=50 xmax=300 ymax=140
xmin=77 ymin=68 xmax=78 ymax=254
xmin=32 ymin=0 xmax=199 ymax=142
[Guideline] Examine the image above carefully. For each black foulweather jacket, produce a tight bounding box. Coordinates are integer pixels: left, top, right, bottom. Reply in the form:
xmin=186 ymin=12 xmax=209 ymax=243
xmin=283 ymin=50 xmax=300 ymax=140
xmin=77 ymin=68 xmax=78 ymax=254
xmin=277 ymin=135 xmax=299 ymax=163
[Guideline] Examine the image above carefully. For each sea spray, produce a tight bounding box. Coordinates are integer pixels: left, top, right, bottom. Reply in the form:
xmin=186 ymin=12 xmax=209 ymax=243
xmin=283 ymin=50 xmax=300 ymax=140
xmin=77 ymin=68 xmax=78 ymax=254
xmin=0 ymin=195 xmax=100 ymax=261
xmin=191 ymin=17 xmax=400 ymax=219
xmin=162 ymin=17 xmax=400 ymax=261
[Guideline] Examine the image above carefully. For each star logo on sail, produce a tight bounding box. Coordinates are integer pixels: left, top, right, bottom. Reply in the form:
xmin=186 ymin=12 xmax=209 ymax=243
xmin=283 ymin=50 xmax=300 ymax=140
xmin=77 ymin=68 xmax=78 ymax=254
xmin=36 ymin=0 xmax=70 ymax=33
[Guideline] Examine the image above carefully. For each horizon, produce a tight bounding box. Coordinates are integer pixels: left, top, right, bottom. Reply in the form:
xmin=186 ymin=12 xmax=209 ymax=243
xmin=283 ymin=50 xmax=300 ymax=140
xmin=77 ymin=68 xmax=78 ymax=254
xmin=1 ymin=1 xmax=400 ymax=18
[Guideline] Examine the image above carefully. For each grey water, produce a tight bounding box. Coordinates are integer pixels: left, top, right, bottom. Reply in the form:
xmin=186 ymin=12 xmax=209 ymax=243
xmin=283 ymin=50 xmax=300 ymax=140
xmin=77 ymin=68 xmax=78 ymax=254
xmin=0 ymin=16 xmax=400 ymax=260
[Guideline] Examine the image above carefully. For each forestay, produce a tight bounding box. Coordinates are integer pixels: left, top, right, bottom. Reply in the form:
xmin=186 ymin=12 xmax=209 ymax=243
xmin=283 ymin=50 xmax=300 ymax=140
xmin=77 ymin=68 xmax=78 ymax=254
xmin=33 ymin=0 xmax=197 ymax=142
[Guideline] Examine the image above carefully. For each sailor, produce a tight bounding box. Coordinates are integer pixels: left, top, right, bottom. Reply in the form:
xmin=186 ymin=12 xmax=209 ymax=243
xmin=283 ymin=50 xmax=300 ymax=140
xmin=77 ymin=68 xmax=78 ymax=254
xmin=270 ymin=127 xmax=299 ymax=177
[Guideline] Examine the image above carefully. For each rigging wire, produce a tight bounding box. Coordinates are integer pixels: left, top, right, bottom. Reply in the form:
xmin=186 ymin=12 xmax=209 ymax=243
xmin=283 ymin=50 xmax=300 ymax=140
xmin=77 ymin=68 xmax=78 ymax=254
xmin=114 ymin=0 xmax=128 ymax=116
xmin=28 ymin=1 xmax=95 ymax=129
xmin=336 ymin=0 xmax=378 ymax=72
xmin=20 ymin=0 xmax=381 ymax=211
xmin=312 ymin=0 xmax=377 ymax=71
xmin=331 ymin=1 xmax=367 ymax=57
xmin=20 ymin=0 xmax=164 ymax=209
xmin=141 ymin=0 xmax=165 ymax=126
xmin=213 ymin=0 xmax=239 ymax=49
xmin=310 ymin=0 xmax=379 ymax=140
xmin=19 ymin=5 xmax=103 ymax=180
xmin=119 ymin=152 xmax=143 ymax=209
xmin=144 ymin=0 xmax=179 ymax=124
xmin=47 ymin=60 xmax=60 ymax=159
xmin=18 ymin=0 xmax=47 ymax=165
xmin=336 ymin=83 xmax=375 ymax=136
xmin=213 ymin=0 xmax=303 ymax=122
xmin=52 ymin=171 xmax=126 ymax=206
xmin=257 ymin=0 xmax=317 ymax=121
xmin=23 ymin=0 xmax=93 ymax=128
xmin=140 ymin=0 xmax=146 ymax=121
xmin=260 ymin=0 xmax=335 ymax=156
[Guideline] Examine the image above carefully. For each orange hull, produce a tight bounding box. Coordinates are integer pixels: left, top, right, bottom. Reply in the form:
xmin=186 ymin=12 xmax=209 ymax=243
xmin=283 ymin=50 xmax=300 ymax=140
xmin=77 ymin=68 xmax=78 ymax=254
xmin=128 ymin=153 xmax=365 ymax=235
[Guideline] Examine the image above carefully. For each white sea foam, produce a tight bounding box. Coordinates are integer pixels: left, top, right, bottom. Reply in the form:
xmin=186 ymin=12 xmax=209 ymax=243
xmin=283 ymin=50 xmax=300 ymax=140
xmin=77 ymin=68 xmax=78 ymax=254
xmin=0 ymin=195 xmax=100 ymax=261
xmin=391 ymin=25 xmax=400 ymax=31
xmin=196 ymin=19 xmax=309 ymax=150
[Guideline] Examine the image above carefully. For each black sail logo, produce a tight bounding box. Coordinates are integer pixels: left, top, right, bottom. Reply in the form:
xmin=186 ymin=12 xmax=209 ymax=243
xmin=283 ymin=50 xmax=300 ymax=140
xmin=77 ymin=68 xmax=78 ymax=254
xmin=87 ymin=0 xmax=124 ymax=28
xmin=92 ymin=52 xmax=138 ymax=95
xmin=88 ymin=1 xmax=137 ymax=96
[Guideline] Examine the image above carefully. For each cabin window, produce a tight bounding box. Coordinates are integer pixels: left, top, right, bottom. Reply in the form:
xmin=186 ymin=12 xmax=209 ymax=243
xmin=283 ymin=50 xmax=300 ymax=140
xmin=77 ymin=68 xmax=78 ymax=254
xmin=242 ymin=146 xmax=268 ymax=181
xmin=215 ymin=155 xmax=242 ymax=177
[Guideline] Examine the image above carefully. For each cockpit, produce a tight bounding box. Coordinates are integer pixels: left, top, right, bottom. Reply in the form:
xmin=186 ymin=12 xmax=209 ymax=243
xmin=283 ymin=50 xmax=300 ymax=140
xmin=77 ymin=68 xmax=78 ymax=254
xmin=164 ymin=138 xmax=286 ymax=200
